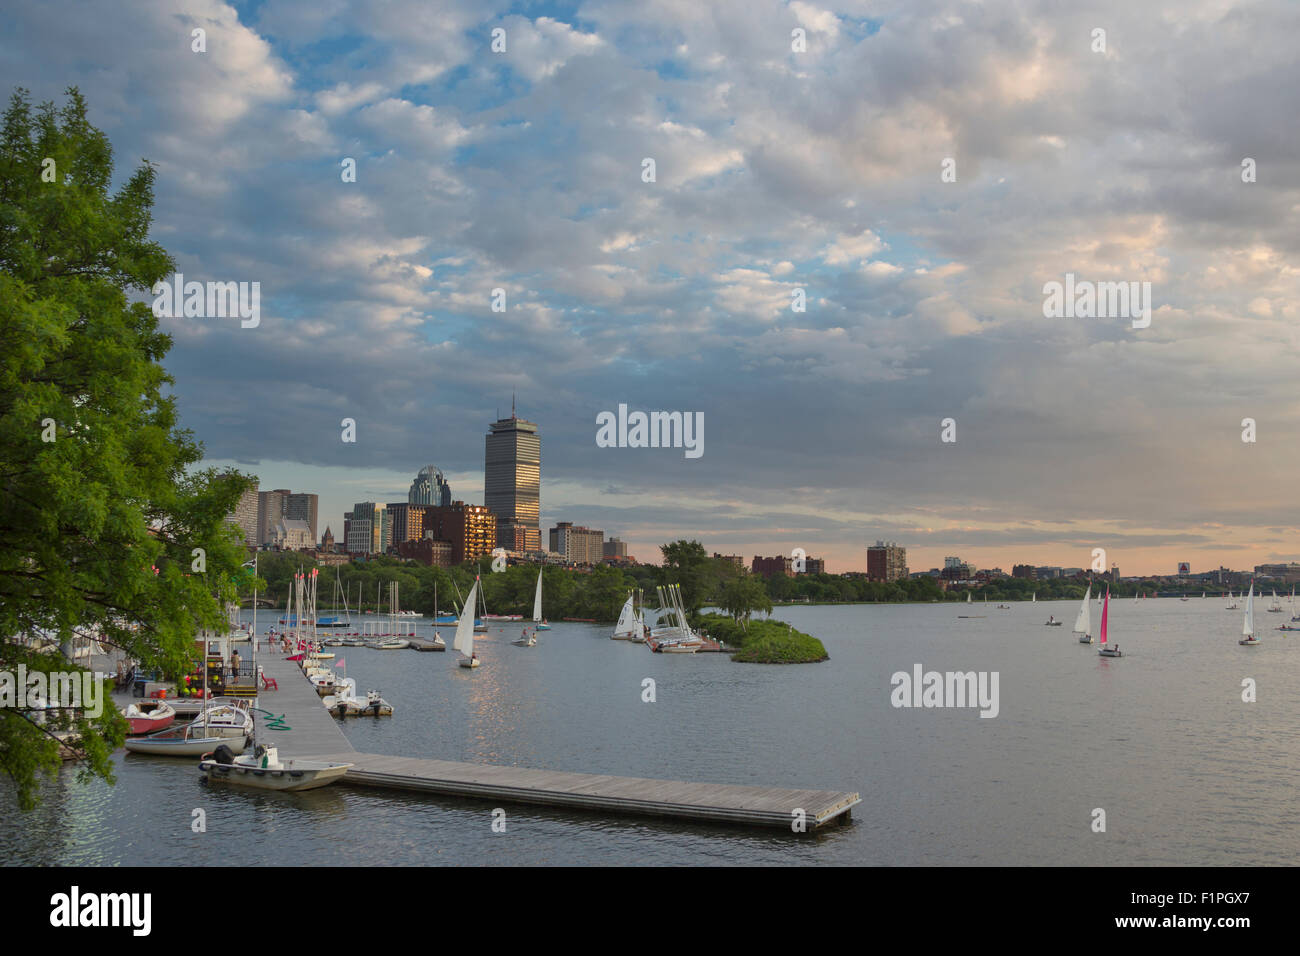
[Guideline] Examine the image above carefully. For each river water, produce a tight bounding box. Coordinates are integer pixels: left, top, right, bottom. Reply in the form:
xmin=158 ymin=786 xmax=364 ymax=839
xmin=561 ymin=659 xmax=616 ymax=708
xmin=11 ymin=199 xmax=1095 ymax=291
xmin=3 ymin=600 xmax=1296 ymax=865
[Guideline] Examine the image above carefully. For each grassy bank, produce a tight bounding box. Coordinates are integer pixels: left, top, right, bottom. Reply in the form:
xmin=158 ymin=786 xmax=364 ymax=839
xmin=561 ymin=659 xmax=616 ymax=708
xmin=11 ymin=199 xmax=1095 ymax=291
xmin=698 ymin=614 xmax=829 ymax=664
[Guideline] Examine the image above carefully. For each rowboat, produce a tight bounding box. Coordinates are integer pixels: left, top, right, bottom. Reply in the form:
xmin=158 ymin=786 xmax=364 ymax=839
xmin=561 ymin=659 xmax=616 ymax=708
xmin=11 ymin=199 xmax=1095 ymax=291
xmin=122 ymin=699 xmax=176 ymax=735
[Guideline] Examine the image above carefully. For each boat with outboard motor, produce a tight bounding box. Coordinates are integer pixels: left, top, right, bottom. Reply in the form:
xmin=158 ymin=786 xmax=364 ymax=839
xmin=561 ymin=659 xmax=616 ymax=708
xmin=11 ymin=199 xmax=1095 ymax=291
xmin=199 ymin=743 xmax=352 ymax=792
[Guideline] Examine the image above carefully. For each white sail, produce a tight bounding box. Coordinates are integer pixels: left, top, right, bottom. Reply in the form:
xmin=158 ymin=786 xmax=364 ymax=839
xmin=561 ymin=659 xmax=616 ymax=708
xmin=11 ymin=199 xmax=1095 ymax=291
xmin=533 ymin=570 xmax=543 ymax=623
xmin=613 ymin=595 xmax=637 ymax=637
xmin=966 ymin=592 xmax=971 ymax=603
xmin=1243 ymin=584 xmax=1254 ymax=637
xmin=1032 ymin=593 xmax=1036 ymax=602
xmin=1073 ymin=585 xmax=1092 ymax=636
xmin=453 ymin=579 xmax=479 ymax=657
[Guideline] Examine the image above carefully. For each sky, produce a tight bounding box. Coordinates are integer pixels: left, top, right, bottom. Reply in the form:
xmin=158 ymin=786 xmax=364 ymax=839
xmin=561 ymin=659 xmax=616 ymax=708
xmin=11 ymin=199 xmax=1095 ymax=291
xmin=4 ymin=0 xmax=1299 ymax=575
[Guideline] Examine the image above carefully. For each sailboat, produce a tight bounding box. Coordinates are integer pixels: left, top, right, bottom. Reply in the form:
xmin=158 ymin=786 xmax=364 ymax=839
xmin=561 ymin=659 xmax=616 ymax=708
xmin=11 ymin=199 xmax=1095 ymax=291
xmin=612 ymin=593 xmax=639 ymax=640
xmin=475 ymin=577 xmax=489 ymax=631
xmin=416 ymin=581 xmax=447 ymax=651
xmin=1240 ymin=584 xmax=1260 ymax=645
xmin=1097 ymin=587 xmax=1121 ymax=657
xmin=1032 ymin=592 xmax=1036 ymax=603
xmin=455 ymin=578 xmax=482 ymax=667
xmin=966 ymin=592 xmax=971 ymax=604
xmin=512 ymin=572 xmax=543 ymax=647
xmin=1267 ymin=589 xmax=1283 ymax=612
xmin=1225 ymin=589 xmax=1239 ymax=610
xmin=1073 ymin=584 xmax=1093 ymax=644
xmin=533 ymin=569 xmax=550 ymax=630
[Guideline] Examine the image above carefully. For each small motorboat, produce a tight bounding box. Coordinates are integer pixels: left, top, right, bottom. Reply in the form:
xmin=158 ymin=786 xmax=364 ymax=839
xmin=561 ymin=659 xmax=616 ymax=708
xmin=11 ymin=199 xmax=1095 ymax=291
xmin=199 ymin=744 xmax=353 ymax=792
xmin=322 ymin=679 xmax=393 ymax=717
xmin=187 ymin=699 xmax=254 ymax=738
xmin=374 ymin=638 xmax=409 ymax=650
xmin=122 ymin=699 xmax=177 ymax=735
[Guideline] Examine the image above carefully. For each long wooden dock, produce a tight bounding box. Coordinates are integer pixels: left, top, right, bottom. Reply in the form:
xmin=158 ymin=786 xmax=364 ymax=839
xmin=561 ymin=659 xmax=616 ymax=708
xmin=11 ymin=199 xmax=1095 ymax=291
xmin=301 ymin=750 xmax=859 ymax=830
xmin=256 ymin=648 xmax=858 ymax=832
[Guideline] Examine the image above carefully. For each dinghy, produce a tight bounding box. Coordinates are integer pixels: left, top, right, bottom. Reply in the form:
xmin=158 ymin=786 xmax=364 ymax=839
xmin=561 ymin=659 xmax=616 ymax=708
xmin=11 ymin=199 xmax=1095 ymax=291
xmin=1097 ymin=588 xmax=1122 ymax=657
xmin=531 ymin=569 xmax=550 ymax=630
xmin=455 ymin=578 xmax=482 ymax=668
xmin=1240 ymin=584 xmax=1260 ymax=645
xmin=1074 ymin=584 xmax=1093 ymax=643
xmin=122 ymin=698 xmax=176 ymax=735
xmin=611 ymin=594 xmax=639 ymax=640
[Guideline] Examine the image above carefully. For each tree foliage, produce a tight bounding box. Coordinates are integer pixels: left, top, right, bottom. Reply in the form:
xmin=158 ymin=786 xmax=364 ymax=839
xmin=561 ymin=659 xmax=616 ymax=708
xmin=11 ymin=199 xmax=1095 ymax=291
xmin=0 ymin=88 xmax=253 ymax=808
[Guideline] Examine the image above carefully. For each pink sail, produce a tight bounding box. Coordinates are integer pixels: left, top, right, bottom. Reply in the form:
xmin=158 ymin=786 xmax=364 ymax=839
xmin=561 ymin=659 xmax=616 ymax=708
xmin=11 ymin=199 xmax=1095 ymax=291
xmin=1099 ymin=588 xmax=1109 ymax=644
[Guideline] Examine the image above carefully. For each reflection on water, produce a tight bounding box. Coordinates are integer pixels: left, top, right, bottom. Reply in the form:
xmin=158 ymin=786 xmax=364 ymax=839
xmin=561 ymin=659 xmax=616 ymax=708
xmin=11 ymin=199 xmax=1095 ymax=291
xmin=3 ymin=602 xmax=1298 ymax=865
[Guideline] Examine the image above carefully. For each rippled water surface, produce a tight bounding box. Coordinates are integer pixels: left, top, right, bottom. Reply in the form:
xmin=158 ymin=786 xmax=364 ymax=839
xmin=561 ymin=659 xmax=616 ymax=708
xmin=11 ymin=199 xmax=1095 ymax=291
xmin=4 ymin=600 xmax=1297 ymax=865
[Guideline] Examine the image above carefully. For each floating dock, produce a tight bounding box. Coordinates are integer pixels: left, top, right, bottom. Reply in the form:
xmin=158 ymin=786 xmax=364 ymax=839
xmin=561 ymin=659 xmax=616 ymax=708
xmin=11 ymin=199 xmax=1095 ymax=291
xmin=256 ymin=648 xmax=858 ymax=831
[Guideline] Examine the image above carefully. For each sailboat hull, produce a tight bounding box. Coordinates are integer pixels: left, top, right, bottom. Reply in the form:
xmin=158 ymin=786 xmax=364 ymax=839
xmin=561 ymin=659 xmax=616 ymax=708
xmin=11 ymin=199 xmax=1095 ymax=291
xmin=458 ymin=657 xmax=481 ymax=668
xmin=1239 ymin=638 xmax=1260 ymax=645
xmin=1098 ymin=648 xmax=1122 ymax=657
xmin=1077 ymin=635 xmax=1092 ymax=643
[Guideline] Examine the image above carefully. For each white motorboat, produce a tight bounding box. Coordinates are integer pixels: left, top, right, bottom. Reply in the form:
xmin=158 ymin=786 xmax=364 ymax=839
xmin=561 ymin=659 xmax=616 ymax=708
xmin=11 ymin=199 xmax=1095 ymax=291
xmin=125 ymin=723 xmax=249 ymax=757
xmin=373 ymin=638 xmax=410 ymax=650
xmin=199 ymin=744 xmax=353 ymax=792
xmin=321 ymin=678 xmax=393 ymax=717
xmin=188 ymin=699 xmax=254 ymax=738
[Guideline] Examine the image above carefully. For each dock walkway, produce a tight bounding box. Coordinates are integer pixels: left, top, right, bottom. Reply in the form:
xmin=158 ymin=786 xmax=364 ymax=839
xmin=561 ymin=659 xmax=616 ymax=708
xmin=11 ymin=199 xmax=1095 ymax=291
xmin=257 ymin=646 xmax=857 ymax=831
xmin=255 ymin=650 xmax=353 ymax=754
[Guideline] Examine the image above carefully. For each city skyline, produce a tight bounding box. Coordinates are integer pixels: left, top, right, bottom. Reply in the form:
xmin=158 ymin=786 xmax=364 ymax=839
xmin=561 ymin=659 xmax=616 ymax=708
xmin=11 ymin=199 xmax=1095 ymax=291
xmin=16 ymin=0 xmax=1296 ymax=580
xmin=230 ymin=459 xmax=1291 ymax=577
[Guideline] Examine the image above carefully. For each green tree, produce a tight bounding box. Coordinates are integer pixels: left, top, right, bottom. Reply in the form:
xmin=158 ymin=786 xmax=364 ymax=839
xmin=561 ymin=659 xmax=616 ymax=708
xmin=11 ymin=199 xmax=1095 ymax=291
xmin=719 ymin=574 xmax=773 ymax=630
xmin=0 ymin=88 xmax=253 ymax=809
xmin=659 ymin=539 xmax=710 ymax=611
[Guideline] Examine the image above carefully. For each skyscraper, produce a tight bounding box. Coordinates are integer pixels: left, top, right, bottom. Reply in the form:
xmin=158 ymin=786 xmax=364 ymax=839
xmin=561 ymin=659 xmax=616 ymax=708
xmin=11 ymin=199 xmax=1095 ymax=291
xmin=409 ymin=465 xmax=452 ymax=507
xmin=225 ymin=478 xmax=259 ymax=549
xmin=485 ymin=404 xmax=540 ymax=552
xmin=867 ymin=541 xmax=908 ymax=582
xmin=346 ymin=502 xmax=387 ymax=555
